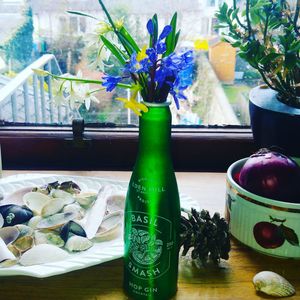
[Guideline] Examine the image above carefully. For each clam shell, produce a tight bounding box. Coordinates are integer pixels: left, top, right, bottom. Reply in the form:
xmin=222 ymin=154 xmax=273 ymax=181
xmin=0 ymin=237 xmax=16 ymax=266
xmin=27 ymin=216 xmax=42 ymax=229
xmin=63 ymin=203 xmax=85 ymax=219
xmin=4 ymin=187 xmax=32 ymax=205
xmin=65 ymin=236 xmax=93 ymax=252
xmin=94 ymin=211 xmax=123 ymax=241
xmin=75 ymin=192 xmax=97 ymax=207
xmin=19 ymin=244 xmax=69 ymax=266
xmin=0 ymin=226 xmax=20 ymax=245
xmin=15 ymin=224 xmax=34 ymax=238
xmin=41 ymin=197 xmax=74 ymax=217
xmin=37 ymin=211 xmax=77 ymax=230
xmin=34 ymin=231 xmax=65 ymax=247
xmin=23 ymin=192 xmax=52 ymax=215
xmin=50 ymin=189 xmax=74 ymax=201
xmin=253 ymin=271 xmax=295 ymax=297
xmin=0 ymin=214 xmax=4 ymax=228
xmin=106 ymin=193 xmax=126 ymax=213
xmin=13 ymin=235 xmax=34 ymax=253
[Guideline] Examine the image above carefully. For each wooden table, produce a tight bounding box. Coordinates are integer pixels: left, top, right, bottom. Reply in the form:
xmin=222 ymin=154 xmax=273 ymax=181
xmin=1 ymin=170 xmax=300 ymax=299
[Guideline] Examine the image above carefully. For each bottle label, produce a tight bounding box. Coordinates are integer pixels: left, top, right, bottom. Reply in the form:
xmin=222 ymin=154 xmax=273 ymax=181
xmin=126 ymin=211 xmax=173 ymax=280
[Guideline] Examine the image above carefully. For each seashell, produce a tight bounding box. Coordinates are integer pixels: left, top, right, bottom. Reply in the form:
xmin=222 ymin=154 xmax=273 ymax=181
xmin=94 ymin=211 xmax=123 ymax=241
xmin=78 ymin=185 xmax=112 ymax=239
xmin=0 ymin=214 xmax=4 ymax=228
xmin=41 ymin=197 xmax=74 ymax=217
xmin=59 ymin=181 xmax=81 ymax=194
xmin=0 ymin=226 xmax=20 ymax=245
xmin=23 ymin=192 xmax=52 ymax=215
xmin=253 ymin=271 xmax=295 ymax=297
xmin=106 ymin=193 xmax=126 ymax=213
xmin=75 ymin=192 xmax=97 ymax=208
xmin=0 ymin=204 xmax=33 ymax=226
xmin=13 ymin=235 xmax=34 ymax=253
xmin=37 ymin=211 xmax=77 ymax=230
xmin=50 ymin=189 xmax=74 ymax=201
xmin=7 ymin=244 xmax=21 ymax=258
xmin=32 ymin=181 xmax=60 ymax=195
xmin=15 ymin=224 xmax=34 ymax=238
xmin=60 ymin=221 xmax=86 ymax=243
xmin=63 ymin=203 xmax=85 ymax=219
xmin=27 ymin=216 xmax=42 ymax=229
xmin=19 ymin=244 xmax=69 ymax=266
xmin=64 ymin=236 xmax=93 ymax=252
xmin=0 ymin=237 xmax=16 ymax=267
xmin=4 ymin=187 xmax=32 ymax=205
xmin=34 ymin=231 xmax=64 ymax=247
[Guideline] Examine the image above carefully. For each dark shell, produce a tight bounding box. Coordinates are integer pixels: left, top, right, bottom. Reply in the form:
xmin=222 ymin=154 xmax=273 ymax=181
xmin=60 ymin=220 xmax=86 ymax=243
xmin=59 ymin=221 xmax=86 ymax=243
xmin=59 ymin=181 xmax=81 ymax=194
xmin=32 ymin=181 xmax=60 ymax=195
xmin=0 ymin=205 xmax=33 ymax=227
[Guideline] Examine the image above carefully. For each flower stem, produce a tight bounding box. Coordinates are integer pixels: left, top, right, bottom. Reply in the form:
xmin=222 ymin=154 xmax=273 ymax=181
xmin=50 ymin=73 xmax=131 ymax=89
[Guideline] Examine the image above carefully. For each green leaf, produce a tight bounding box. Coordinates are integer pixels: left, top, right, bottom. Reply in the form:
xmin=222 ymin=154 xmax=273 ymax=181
xmin=285 ymin=53 xmax=298 ymax=69
xmin=100 ymin=35 xmax=127 ymax=65
xmin=164 ymin=12 xmax=177 ymax=57
xmin=152 ymin=14 xmax=158 ymax=46
xmin=119 ymin=27 xmax=140 ymax=53
xmin=280 ymin=225 xmax=299 ymax=246
xmin=259 ymin=53 xmax=283 ymax=65
xmin=174 ymin=30 xmax=180 ymax=49
xmin=67 ymin=10 xmax=98 ymax=20
xmin=250 ymin=8 xmax=261 ymax=25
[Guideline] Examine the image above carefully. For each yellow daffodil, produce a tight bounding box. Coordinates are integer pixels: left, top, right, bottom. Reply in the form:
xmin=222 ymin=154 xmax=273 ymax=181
xmin=136 ymin=45 xmax=148 ymax=62
xmin=116 ymin=84 xmax=148 ymax=116
xmin=32 ymin=68 xmax=49 ymax=77
xmin=96 ymin=21 xmax=113 ymax=35
xmin=114 ymin=18 xmax=124 ymax=30
xmin=194 ymin=39 xmax=209 ymax=51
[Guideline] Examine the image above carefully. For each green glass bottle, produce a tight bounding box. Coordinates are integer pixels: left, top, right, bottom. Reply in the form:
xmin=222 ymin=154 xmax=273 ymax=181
xmin=124 ymin=102 xmax=181 ymax=300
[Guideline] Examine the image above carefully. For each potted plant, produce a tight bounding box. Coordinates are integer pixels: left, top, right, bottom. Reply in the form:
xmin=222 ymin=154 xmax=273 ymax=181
xmin=216 ymin=0 xmax=300 ymax=156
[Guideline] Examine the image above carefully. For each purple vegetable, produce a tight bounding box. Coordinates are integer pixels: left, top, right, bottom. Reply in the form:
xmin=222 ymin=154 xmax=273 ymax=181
xmin=239 ymin=149 xmax=300 ymax=203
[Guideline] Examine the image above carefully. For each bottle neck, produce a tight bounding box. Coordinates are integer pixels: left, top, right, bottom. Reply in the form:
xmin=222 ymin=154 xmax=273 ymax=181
xmin=138 ymin=103 xmax=171 ymax=154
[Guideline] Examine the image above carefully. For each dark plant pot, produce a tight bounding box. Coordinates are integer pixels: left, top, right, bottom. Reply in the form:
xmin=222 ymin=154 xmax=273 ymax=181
xmin=249 ymin=86 xmax=300 ymax=157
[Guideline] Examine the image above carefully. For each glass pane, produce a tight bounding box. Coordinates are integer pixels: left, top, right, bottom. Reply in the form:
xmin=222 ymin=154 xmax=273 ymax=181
xmin=0 ymin=0 xmax=257 ymax=127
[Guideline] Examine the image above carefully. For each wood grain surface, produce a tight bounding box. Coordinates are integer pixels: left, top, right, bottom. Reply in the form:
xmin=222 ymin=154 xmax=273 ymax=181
xmin=1 ymin=170 xmax=299 ymax=299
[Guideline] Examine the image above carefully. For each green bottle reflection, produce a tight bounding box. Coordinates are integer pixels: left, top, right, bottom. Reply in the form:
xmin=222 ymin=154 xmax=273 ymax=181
xmin=124 ymin=102 xmax=181 ymax=299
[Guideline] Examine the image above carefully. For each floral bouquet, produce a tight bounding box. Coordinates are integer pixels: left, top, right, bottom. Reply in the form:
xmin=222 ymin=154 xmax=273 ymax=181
xmin=34 ymin=0 xmax=194 ymax=116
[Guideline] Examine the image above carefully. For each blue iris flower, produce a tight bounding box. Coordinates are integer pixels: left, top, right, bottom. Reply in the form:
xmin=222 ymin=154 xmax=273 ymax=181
xmin=102 ymin=75 xmax=122 ymax=92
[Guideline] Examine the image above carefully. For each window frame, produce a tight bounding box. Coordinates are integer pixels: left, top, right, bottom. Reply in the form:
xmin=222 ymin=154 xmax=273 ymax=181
xmin=0 ymin=126 xmax=255 ymax=171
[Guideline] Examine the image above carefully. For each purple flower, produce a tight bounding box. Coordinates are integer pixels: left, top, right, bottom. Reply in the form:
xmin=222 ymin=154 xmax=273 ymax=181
xmin=102 ymin=75 xmax=122 ymax=92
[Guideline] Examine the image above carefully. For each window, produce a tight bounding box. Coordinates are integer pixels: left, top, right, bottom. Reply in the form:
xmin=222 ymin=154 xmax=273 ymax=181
xmin=0 ymin=0 xmax=255 ymax=171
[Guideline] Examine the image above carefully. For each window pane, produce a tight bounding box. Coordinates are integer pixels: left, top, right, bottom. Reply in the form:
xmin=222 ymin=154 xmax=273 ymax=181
xmin=0 ymin=0 xmax=257 ymax=127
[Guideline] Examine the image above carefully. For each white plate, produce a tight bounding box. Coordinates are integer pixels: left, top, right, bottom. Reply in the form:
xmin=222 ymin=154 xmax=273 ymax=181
xmin=0 ymin=174 xmax=198 ymax=278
